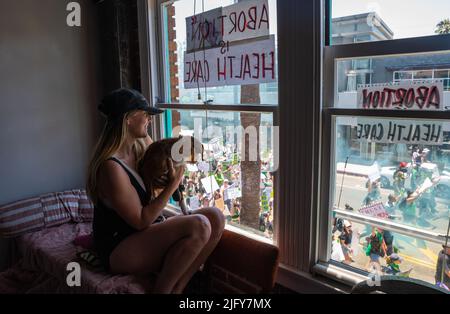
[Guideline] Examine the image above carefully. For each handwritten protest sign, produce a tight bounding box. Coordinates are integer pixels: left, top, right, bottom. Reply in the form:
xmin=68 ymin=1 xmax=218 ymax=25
xmin=367 ymin=162 xmax=381 ymax=182
xmin=215 ymin=197 xmax=225 ymax=211
xmin=201 ymin=176 xmax=220 ymax=194
xmin=184 ymin=35 xmax=275 ymax=88
xmin=197 ymin=161 xmax=210 ymax=172
xmin=418 ymin=177 xmax=433 ymax=194
xmin=356 ymin=118 xmax=443 ymax=145
xmin=186 ymin=163 xmax=198 ymax=172
xmin=357 ymin=81 xmax=444 ymax=111
xmin=358 ymin=202 xmax=389 ymax=219
xmin=185 ymin=0 xmax=270 ymax=52
xmin=188 ymin=196 xmax=200 ymax=210
xmin=222 ymin=0 xmax=269 ymax=43
xmin=224 ymin=187 xmax=241 ymax=200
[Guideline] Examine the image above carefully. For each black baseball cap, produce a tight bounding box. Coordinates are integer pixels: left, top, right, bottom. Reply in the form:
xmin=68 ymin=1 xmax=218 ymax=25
xmin=98 ymin=88 xmax=163 ymax=119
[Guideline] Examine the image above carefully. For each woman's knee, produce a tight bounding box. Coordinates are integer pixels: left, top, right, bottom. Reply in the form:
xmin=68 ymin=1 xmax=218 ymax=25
xmin=201 ymin=207 xmax=226 ymax=235
xmin=188 ymin=214 xmax=212 ymax=243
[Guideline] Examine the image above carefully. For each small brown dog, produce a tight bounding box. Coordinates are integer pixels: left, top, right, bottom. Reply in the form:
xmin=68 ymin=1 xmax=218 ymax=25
xmin=139 ymin=136 xmax=204 ymax=215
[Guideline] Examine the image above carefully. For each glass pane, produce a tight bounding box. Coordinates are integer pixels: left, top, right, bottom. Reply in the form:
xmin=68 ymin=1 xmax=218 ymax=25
xmin=335 ymin=51 xmax=450 ymax=109
xmin=394 ymin=72 xmax=413 ymax=81
xmin=331 ymin=0 xmax=450 ymax=45
xmin=435 ymin=70 xmax=450 ymax=78
xmin=164 ymin=109 xmax=276 ymax=240
xmin=331 ymin=116 xmax=450 ymax=286
xmin=162 ymin=0 xmax=278 ymax=105
xmin=331 ymin=220 xmax=449 ymax=287
xmin=414 ymin=70 xmax=433 ymax=80
xmin=435 ymin=70 xmax=450 ymax=91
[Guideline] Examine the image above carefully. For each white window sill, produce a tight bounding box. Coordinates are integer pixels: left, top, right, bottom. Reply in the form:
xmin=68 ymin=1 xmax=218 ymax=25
xmin=163 ymin=204 xmax=274 ymax=245
xmin=312 ymin=262 xmax=369 ymax=287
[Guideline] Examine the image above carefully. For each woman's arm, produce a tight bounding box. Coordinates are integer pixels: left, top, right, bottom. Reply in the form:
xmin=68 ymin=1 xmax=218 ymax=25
xmin=98 ymin=159 xmax=184 ymax=230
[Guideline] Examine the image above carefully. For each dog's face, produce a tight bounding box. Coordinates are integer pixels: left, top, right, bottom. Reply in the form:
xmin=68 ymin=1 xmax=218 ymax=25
xmin=139 ymin=136 xmax=204 ymax=193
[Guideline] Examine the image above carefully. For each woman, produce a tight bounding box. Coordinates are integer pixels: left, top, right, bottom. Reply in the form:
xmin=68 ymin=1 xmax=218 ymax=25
xmin=87 ymin=88 xmax=225 ymax=293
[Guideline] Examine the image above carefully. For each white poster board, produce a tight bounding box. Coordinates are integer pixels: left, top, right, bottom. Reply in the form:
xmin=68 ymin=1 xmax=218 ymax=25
xmin=201 ymin=176 xmax=220 ymax=194
xmin=186 ymin=163 xmax=198 ymax=172
xmin=367 ymin=162 xmax=381 ymax=182
xmin=183 ymin=35 xmax=276 ymax=88
xmin=185 ymin=0 xmax=270 ymax=52
xmin=222 ymin=0 xmax=270 ymax=43
xmin=356 ymin=118 xmax=443 ymax=145
xmin=197 ymin=161 xmax=210 ymax=172
xmin=224 ymin=187 xmax=242 ymax=200
xmin=357 ymin=81 xmax=444 ymax=111
xmin=358 ymin=202 xmax=389 ymax=219
xmin=188 ymin=196 xmax=200 ymax=210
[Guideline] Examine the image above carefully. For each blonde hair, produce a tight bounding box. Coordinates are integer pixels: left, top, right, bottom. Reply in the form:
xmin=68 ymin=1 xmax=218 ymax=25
xmin=86 ymin=111 xmax=147 ymax=205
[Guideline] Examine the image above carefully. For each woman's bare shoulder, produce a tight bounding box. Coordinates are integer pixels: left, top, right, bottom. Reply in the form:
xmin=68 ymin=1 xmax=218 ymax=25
xmin=98 ymin=159 xmax=131 ymax=195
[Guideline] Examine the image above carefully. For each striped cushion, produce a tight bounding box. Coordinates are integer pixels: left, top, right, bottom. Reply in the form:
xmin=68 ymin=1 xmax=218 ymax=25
xmin=0 ymin=189 xmax=94 ymax=238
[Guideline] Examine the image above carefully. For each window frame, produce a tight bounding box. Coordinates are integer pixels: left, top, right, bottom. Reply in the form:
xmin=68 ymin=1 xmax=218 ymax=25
xmin=318 ymin=0 xmax=450 ymax=285
xmin=139 ymin=0 xmax=280 ymax=244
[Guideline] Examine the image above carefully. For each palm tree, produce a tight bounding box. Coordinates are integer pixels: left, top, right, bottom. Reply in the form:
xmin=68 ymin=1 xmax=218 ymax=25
xmin=237 ymin=0 xmax=262 ymax=230
xmin=435 ymin=19 xmax=450 ymax=34
xmin=240 ymin=85 xmax=262 ymax=230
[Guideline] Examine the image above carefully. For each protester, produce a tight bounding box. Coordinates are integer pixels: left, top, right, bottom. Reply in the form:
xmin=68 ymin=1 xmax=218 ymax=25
xmin=339 ymin=220 xmax=354 ymax=264
xmin=435 ymin=244 xmax=450 ymax=290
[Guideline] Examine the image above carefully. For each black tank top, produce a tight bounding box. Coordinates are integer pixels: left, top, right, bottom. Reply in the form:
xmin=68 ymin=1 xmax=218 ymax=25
xmin=92 ymin=157 xmax=163 ymax=269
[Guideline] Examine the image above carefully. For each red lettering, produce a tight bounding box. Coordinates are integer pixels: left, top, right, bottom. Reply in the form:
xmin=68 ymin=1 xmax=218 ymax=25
xmin=416 ymin=86 xmax=429 ymax=108
xmin=238 ymin=11 xmax=246 ymax=32
xmin=196 ymin=61 xmax=204 ymax=82
xmin=218 ymin=15 xmax=226 ymax=37
xmin=236 ymin=55 xmax=243 ymax=78
xmin=405 ymin=88 xmax=415 ymax=108
xmin=229 ymin=12 xmax=237 ymax=34
xmin=242 ymin=54 xmax=251 ymax=79
xmin=227 ymin=56 xmax=235 ymax=78
xmin=252 ymin=53 xmax=260 ymax=79
xmin=184 ymin=61 xmax=191 ymax=83
xmin=362 ymin=90 xmax=373 ymax=109
xmin=217 ymin=57 xmax=226 ymax=81
xmin=190 ymin=60 xmax=197 ymax=83
xmin=372 ymin=91 xmax=380 ymax=108
xmin=259 ymin=4 xmax=269 ymax=29
xmin=393 ymin=88 xmax=407 ymax=107
xmin=426 ymin=86 xmax=440 ymax=109
xmin=204 ymin=60 xmax=210 ymax=82
xmin=261 ymin=51 xmax=275 ymax=79
xmin=247 ymin=6 xmax=257 ymax=30
xmin=383 ymin=88 xmax=396 ymax=108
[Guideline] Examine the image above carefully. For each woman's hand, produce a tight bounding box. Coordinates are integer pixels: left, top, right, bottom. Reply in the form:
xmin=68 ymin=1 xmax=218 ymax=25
xmin=167 ymin=159 xmax=185 ymax=189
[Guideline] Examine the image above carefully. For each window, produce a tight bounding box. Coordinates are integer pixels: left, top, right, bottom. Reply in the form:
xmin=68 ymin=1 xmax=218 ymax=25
xmin=162 ymin=0 xmax=278 ymax=105
xmin=334 ymin=52 xmax=450 ymax=108
xmin=321 ymin=1 xmax=450 ymax=288
xmin=331 ymin=0 xmax=450 ymax=45
xmin=156 ymin=0 xmax=279 ymax=240
xmin=394 ymin=69 xmax=450 ymax=91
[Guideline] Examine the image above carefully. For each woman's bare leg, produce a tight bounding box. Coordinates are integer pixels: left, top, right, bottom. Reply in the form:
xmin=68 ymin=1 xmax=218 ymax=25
xmin=109 ymin=214 xmax=211 ymax=293
xmin=172 ymin=207 xmax=225 ymax=293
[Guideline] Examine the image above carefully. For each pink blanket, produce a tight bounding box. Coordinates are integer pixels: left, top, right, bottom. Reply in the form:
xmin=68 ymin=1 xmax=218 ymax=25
xmin=0 ymin=223 xmax=153 ymax=293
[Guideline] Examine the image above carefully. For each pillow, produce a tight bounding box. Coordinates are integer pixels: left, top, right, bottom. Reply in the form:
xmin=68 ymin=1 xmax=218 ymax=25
xmin=0 ymin=196 xmax=45 ymax=237
xmin=0 ymin=189 xmax=94 ymax=238
xmin=41 ymin=189 xmax=93 ymax=227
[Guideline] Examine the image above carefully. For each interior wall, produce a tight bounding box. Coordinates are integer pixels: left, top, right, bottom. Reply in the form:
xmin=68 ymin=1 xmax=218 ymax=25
xmin=0 ymin=0 xmax=102 ymax=269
